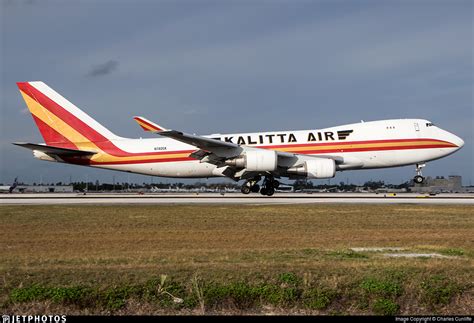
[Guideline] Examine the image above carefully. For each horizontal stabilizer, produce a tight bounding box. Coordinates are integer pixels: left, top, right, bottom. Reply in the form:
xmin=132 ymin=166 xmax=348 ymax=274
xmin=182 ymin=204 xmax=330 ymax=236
xmin=13 ymin=142 xmax=97 ymax=156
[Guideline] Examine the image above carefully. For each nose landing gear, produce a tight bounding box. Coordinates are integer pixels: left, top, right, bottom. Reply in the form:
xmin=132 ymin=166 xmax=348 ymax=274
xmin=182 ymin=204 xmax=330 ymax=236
xmin=413 ymin=163 xmax=426 ymax=184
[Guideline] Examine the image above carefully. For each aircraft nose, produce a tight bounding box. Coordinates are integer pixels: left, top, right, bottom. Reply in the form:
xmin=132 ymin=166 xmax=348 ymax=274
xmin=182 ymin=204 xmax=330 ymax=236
xmin=451 ymin=134 xmax=464 ymax=149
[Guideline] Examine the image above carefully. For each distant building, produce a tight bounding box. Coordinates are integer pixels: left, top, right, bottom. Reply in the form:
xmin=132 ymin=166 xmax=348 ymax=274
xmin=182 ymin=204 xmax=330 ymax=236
xmin=17 ymin=185 xmax=74 ymax=193
xmin=411 ymin=175 xmax=463 ymax=193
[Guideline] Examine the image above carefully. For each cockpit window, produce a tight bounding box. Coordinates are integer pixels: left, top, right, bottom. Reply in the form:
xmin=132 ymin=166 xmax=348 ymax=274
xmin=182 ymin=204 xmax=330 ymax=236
xmin=426 ymin=122 xmax=435 ymax=127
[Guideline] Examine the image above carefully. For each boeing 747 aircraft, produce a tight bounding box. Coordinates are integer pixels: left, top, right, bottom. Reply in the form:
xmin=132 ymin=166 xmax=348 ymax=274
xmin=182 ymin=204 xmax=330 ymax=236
xmin=14 ymin=82 xmax=464 ymax=196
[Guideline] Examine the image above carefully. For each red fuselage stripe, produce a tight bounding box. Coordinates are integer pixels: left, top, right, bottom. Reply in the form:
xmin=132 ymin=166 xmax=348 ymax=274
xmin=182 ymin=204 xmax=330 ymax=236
xmin=64 ymin=156 xmax=195 ymax=165
xmin=258 ymin=138 xmax=455 ymax=149
xmin=62 ymin=140 xmax=455 ymax=165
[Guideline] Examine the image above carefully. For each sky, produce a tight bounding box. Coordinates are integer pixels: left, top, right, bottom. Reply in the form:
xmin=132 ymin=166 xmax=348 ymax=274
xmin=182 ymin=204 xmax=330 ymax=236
xmin=0 ymin=0 xmax=472 ymax=185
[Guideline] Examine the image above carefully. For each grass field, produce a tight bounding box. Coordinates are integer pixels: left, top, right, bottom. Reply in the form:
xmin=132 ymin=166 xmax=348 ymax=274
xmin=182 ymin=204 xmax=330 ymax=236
xmin=1 ymin=204 xmax=472 ymax=315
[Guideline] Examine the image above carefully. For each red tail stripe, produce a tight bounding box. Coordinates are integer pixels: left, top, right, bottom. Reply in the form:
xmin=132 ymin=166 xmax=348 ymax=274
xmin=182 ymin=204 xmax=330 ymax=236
xmin=31 ymin=115 xmax=79 ymax=150
xmin=18 ymin=83 xmax=176 ymax=157
xmin=18 ymin=83 xmax=108 ymax=143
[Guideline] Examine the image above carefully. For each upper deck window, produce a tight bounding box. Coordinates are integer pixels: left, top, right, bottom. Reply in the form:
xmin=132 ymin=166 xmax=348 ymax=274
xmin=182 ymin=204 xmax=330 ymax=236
xmin=426 ymin=122 xmax=435 ymax=127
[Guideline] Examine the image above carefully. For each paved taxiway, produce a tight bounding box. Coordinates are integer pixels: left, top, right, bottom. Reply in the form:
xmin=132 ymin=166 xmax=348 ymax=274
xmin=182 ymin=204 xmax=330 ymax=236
xmin=1 ymin=192 xmax=473 ymax=205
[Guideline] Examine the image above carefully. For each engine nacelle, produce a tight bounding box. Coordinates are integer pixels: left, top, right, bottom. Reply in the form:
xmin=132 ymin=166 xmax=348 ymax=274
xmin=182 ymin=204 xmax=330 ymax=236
xmin=287 ymin=159 xmax=335 ymax=179
xmin=225 ymin=150 xmax=277 ymax=172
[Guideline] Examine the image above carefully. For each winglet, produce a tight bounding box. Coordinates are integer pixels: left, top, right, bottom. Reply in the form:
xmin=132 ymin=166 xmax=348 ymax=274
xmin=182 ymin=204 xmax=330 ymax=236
xmin=133 ymin=116 xmax=168 ymax=132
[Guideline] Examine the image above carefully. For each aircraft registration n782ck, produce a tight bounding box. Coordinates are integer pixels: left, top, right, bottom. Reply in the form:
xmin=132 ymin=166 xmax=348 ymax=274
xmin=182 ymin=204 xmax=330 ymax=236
xmin=14 ymin=81 xmax=464 ymax=196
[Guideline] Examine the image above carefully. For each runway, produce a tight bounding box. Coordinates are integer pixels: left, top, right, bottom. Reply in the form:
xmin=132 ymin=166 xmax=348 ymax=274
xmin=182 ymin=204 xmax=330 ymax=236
xmin=1 ymin=192 xmax=473 ymax=205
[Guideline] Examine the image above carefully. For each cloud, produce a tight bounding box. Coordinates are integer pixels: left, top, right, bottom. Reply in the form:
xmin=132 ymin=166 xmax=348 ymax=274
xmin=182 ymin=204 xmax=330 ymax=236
xmin=86 ymin=60 xmax=119 ymax=78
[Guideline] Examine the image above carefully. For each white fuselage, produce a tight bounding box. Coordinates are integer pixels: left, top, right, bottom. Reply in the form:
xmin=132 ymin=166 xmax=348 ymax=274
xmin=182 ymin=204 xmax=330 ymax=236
xmin=89 ymin=119 xmax=464 ymax=178
xmin=16 ymin=82 xmax=464 ymax=183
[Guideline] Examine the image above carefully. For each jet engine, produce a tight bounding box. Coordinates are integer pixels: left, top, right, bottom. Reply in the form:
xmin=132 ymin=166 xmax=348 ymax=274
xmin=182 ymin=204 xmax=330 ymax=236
xmin=287 ymin=159 xmax=335 ymax=179
xmin=225 ymin=150 xmax=277 ymax=172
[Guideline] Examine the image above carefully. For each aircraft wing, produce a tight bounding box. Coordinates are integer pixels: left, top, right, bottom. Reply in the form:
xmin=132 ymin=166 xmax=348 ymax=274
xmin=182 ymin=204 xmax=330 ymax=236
xmin=13 ymin=143 xmax=97 ymax=156
xmin=134 ymin=116 xmax=243 ymax=158
xmin=132 ymin=117 xmax=345 ymax=180
xmin=159 ymin=130 xmax=239 ymax=151
xmin=134 ymin=116 xmax=302 ymax=161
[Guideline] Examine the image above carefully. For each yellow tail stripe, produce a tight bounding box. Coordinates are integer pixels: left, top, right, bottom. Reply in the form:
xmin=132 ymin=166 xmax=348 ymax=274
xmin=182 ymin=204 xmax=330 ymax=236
xmin=23 ymin=92 xmax=192 ymax=162
xmin=21 ymin=90 xmax=99 ymax=151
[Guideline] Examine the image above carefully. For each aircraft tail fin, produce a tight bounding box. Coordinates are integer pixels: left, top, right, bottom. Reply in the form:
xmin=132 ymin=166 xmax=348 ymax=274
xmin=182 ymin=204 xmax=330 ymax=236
xmin=16 ymin=81 xmax=121 ymax=150
xmin=9 ymin=177 xmax=18 ymax=193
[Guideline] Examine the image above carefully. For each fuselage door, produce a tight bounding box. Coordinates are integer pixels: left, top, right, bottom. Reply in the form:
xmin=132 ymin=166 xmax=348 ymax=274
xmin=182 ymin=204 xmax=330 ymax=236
xmin=414 ymin=122 xmax=421 ymax=138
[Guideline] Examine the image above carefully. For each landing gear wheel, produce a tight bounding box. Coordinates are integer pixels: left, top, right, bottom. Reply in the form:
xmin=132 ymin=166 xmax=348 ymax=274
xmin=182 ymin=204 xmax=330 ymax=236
xmin=272 ymin=180 xmax=280 ymax=189
xmin=251 ymin=184 xmax=260 ymax=193
xmin=414 ymin=175 xmax=425 ymax=184
xmin=240 ymin=176 xmax=262 ymax=194
xmin=265 ymin=187 xmax=275 ymax=196
xmin=241 ymin=185 xmax=251 ymax=194
xmin=259 ymin=176 xmax=277 ymax=196
xmin=413 ymin=163 xmax=426 ymax=184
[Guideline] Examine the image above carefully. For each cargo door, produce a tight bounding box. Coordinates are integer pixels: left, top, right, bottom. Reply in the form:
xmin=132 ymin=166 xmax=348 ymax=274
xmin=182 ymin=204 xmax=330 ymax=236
xmin=414 ymin=122 xmax=421 ymax=138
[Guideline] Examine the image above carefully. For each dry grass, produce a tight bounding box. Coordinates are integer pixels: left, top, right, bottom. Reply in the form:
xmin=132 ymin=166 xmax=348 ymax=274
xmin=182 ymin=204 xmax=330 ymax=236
xmin=0 ymin=204 xmax=472 ymax=314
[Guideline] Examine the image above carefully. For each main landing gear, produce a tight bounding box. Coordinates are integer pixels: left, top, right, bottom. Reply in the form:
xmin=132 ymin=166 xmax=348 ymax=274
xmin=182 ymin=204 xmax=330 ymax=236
xmin=260 ymin=177 xmax=280 ymax=196
xmin=413 ymin=163 xmax=426 ymax=184
xmin=241 ymin=176 xmax=261 ymax=195
xmin=240 ymin=176 xmax=279 ymax=196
